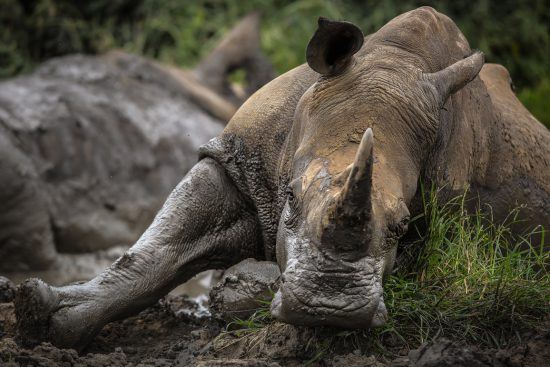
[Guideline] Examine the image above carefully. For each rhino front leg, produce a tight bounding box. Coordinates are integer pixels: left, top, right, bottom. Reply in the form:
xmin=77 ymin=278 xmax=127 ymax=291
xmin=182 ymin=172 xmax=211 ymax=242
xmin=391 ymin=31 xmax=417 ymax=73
xmin=15 ymin=157 xmax=261 ymax=349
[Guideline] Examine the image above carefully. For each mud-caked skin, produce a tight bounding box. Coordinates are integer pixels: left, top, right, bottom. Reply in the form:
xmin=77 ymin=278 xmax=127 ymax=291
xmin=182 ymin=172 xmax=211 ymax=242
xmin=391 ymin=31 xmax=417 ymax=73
xmin=15 ymin=7 xmax=549 ymax=349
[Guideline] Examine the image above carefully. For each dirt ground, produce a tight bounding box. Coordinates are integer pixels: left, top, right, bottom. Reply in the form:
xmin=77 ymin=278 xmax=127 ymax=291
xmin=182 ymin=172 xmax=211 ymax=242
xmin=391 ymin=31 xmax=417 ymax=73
xmin=0 ymin=290 xmax=548 ymax=367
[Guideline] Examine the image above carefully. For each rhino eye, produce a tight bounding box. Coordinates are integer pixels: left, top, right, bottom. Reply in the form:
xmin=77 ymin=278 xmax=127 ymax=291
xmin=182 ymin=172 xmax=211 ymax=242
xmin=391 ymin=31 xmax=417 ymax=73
xmin=286 ymin=187 xmax=300 ymax=211
xmin=284 ymin=186 xmax=300 ymax=226
xmin=286 ymin=187 xmax=296 ymax=203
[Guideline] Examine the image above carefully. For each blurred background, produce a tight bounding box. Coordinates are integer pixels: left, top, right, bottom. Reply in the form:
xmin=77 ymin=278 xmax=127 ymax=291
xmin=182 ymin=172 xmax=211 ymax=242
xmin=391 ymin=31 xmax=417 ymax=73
xmin=1 ymin=0 xmax=548 ymax=126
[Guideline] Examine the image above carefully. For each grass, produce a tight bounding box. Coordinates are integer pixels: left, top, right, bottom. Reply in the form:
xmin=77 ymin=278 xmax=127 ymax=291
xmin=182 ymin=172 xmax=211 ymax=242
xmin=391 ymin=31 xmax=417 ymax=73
xmin=226 ymin=299 xmax=273 ymax=335
xmin=383 ymin=186 xmax=548 ymax=349
xmin=519 ymin=77 xmax=550 ymax=127
xmin=221 ymin=187 xmax=549 ymax=357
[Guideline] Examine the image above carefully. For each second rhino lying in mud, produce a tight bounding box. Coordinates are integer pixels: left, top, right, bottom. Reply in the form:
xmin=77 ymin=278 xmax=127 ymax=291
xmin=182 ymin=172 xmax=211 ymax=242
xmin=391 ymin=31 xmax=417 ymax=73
xmin=15 ymin=7 xmax=549 ymax=349
xmin=0 ymin=13 xmax=274 ymax=276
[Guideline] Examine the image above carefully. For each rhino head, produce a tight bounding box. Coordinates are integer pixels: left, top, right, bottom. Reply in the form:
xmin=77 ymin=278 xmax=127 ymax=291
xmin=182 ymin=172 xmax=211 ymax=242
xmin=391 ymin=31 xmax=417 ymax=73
xmin=271 ymin=16 xmax=484 ymax=328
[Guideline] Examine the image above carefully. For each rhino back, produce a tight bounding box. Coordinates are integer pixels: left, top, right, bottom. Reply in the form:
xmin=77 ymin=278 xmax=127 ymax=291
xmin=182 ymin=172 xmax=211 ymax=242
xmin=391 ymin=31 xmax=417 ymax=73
xmin=477 ymin=64 xmax=550 ymax=231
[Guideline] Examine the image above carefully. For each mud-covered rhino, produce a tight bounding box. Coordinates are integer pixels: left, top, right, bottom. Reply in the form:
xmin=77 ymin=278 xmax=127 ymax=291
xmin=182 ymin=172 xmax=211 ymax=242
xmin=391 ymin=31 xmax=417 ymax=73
xmin=15 ymin=7 xmax=549 ymax=349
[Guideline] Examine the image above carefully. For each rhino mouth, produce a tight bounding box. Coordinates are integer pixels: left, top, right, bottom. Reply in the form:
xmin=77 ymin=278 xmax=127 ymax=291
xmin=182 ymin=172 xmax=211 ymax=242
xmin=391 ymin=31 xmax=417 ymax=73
xmin=270 ymin=260 xmax=387 ymax=328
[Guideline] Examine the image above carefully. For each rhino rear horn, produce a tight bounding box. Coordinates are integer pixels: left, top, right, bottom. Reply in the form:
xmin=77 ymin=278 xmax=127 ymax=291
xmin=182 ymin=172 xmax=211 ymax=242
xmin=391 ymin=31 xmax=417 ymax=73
xmin=306 ymin=17 xmax=364 ymax=76
xmin=424 ymin=51 xmax=485 ymax=105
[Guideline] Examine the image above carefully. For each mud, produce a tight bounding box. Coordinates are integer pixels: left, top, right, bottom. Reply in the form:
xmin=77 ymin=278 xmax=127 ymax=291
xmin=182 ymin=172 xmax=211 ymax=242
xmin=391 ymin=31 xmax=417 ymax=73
xmin=2 ymin=260 xmax=548 ymax=366
xmin=0 ymin=277 xmax=15 ymax=303
xmin=404 ymin=335 xmax=550 ymax=367
xmin=1 ymin=290 xmax=548 ymax=366
xmin=1 ymin=295 xmax=213 ymax=366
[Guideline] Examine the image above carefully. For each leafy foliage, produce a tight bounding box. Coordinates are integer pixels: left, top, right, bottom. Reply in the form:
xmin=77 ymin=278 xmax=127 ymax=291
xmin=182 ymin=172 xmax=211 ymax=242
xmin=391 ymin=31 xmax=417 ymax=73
xmin=0 ymin=0 xmax=548 ymax=125
xmin=519 ymin=77 xmax=550 ymax=126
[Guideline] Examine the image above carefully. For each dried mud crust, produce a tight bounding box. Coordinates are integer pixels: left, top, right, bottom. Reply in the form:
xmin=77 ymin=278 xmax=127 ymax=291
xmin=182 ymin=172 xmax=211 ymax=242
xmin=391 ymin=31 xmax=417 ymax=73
xmin=0 ymin=295 xmax=548 ymax=366
xmin=1 ymin=295 xmax=222 ymax=366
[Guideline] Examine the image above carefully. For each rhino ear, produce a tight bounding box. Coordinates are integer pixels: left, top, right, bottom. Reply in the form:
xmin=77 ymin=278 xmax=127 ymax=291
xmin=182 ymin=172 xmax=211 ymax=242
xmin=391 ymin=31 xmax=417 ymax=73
xmin=306 ymin=17 xmax=364 ymax=76
xmin=425 ymin=51 xmax=485 ymax=104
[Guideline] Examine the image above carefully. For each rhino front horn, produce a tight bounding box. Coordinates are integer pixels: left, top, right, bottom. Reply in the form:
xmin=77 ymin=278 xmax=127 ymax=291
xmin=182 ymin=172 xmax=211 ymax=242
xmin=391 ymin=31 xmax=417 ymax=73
xmin=322 ymin=128 xmax=374 ymax=257
xmin=340 ymin=127 xmax=374 ymax=218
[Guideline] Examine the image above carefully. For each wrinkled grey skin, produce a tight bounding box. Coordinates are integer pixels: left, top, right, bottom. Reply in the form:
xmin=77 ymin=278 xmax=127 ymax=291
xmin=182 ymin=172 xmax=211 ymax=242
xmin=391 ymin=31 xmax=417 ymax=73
xmin=15 ymin=7 xmax=549 ymax=349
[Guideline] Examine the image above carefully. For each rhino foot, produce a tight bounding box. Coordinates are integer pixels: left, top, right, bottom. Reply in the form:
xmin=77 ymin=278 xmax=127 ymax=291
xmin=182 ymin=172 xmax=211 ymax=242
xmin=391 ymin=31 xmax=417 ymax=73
xmin=15 ymin=279 xmax=58 ymax=346
xmin=15 ymin=278 xmax=99 ymax=350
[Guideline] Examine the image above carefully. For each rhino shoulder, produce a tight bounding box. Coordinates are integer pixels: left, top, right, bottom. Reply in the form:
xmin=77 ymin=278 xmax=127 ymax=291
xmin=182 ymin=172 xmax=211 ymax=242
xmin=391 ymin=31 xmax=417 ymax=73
xmin=219 ymin=63 xmax=318 ymax=182
xmin=223 ymin=63 xmax=317 ymax=141
xmin=198 ymin=64 xmax=318 ymax=259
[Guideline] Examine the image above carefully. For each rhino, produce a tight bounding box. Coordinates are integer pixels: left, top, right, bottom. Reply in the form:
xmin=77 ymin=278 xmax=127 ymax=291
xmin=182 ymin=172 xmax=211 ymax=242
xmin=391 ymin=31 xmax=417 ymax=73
xmin=0 ymin=13 xmax=274 ymax=278
xmin=15 ymin=7 xmax=549 ymax=349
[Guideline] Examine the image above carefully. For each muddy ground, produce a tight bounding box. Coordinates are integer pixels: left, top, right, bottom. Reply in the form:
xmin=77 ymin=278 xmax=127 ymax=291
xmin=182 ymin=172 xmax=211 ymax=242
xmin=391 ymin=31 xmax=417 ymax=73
xmin=0 ymin=289 xmax=548 ymax=367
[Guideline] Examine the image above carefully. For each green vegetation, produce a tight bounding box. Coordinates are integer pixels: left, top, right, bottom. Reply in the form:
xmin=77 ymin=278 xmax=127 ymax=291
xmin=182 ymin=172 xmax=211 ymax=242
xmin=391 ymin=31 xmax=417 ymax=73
xmin=383 ymin=187 xmax=548 ymax=348
xmin=226 ymin=301 xmax=274 ymax=335
xmin=223 ymin=188 xmax=548 ymax=355
xmin=0 ymin=0 xmax=548 ymax=125
xmin=519 ymin=77 xmax=550 ymax=126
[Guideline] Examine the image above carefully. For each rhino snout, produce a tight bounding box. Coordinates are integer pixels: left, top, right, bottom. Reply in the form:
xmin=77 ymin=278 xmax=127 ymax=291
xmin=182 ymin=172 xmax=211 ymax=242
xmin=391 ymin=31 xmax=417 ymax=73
xmin=270 ymin=277 xmax=386 ymax=329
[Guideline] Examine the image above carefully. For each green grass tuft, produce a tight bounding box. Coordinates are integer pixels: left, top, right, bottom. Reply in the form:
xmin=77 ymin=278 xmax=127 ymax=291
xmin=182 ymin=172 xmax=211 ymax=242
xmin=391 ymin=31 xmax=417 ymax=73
xmin=382 ymin=186 xmax=548 ymax=349
xmin=227 ymin=187 xmax=548 ymax=353
xmin=226 ymin=299 xmax=274 ymax=336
